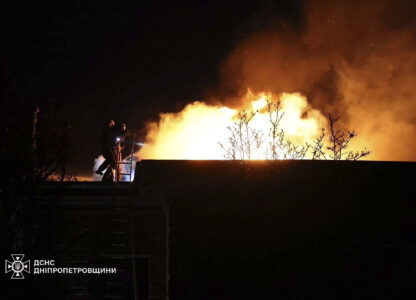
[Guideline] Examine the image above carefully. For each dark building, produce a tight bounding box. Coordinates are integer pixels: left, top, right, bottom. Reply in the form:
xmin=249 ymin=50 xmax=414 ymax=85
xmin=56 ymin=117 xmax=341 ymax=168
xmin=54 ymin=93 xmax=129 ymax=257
xmin=2 ymin=160 xmax=416 ymax=299
xmin=2 ymin=183 xmax=169 ymax=299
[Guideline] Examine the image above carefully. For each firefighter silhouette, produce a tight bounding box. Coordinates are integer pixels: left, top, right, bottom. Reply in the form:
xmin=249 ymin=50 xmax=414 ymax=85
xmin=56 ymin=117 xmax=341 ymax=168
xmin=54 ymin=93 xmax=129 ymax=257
xmin=96 ymin=120 xmax=126 ymax=182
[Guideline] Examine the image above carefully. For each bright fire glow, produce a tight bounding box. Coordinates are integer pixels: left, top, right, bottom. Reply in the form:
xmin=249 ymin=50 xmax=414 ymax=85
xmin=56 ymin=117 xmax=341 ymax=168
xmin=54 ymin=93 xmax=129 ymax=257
xmin=138 ymin=90 xmax=328 ymax=160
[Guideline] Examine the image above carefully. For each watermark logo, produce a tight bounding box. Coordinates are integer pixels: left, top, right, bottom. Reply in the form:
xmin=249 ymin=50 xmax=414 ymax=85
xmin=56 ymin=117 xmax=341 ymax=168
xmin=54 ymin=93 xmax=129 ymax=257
xmin=5 ymin=254 xmax=30 ymax=279
xmin=4 ymin=255 xmax=116 ymax=278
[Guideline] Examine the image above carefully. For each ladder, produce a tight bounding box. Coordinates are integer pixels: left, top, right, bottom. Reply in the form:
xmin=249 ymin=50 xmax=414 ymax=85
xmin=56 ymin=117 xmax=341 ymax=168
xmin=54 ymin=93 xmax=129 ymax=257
xmin=115 ymin=134 xmax=136 ymax=183
xmin=104 ymin=194 xmax=140 ymax=300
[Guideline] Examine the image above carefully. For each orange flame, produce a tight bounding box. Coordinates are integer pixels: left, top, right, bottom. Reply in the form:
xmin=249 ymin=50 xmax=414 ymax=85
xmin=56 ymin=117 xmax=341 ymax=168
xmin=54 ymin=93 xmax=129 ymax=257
xmin=138 ymin=90 xmax=328 ymax=160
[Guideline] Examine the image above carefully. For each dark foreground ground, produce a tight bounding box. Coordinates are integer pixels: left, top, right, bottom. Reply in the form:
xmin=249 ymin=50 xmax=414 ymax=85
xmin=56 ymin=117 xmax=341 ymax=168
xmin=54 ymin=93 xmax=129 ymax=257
xmin=1 ymin=160 xmax=416 ymax=299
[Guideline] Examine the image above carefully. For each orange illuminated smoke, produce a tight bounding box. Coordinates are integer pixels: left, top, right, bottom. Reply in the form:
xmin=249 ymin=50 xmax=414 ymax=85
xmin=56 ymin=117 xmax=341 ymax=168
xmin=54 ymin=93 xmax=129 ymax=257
xmin=138 ymin=90 xmax=328 ymax=160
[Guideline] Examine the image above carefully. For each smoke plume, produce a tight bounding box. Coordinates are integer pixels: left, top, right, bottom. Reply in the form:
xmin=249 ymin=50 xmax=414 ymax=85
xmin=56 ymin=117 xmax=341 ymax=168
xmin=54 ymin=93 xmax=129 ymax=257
xmin=217 ymin=0 xmax=416 ymax=161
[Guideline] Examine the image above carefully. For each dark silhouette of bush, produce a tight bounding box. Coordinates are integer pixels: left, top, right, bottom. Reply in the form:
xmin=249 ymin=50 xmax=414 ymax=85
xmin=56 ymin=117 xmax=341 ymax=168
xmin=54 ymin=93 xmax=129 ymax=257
xmin=219 ymin=99 xmax=371 ymax=161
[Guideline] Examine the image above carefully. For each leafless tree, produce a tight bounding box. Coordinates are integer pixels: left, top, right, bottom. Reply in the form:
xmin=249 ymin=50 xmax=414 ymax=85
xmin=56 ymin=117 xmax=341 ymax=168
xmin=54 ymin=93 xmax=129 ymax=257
xmin=284 ymin=140 xmax=310 ymax=159
xmin=220 ymin=102 xmax=371 ymax=161
xmin=218 ymin=131 xmax=237 ymax=160
xmin=219 ymin=110 xmax=257 ymax=160
xmin=325 ymin=114 xmax=371 ymax=160
xmin=311 ymin=128 xmax=327 ymax=160
xmin=32 ymin=101 xmax=76 ymax=182
xmin=267 ymin=101 xmax=285 ymax=159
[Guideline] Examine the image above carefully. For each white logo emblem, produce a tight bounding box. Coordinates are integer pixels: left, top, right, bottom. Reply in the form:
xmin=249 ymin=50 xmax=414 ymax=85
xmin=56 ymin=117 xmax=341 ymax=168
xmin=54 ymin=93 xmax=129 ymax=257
xmin=5 ymin=254 xmax=30 ymax=279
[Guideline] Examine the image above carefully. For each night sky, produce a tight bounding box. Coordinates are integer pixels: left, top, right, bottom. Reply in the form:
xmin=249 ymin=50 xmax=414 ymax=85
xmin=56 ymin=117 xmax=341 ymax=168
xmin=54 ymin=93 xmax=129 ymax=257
xmin=1 ymin=0 xmax=301 ymax=175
